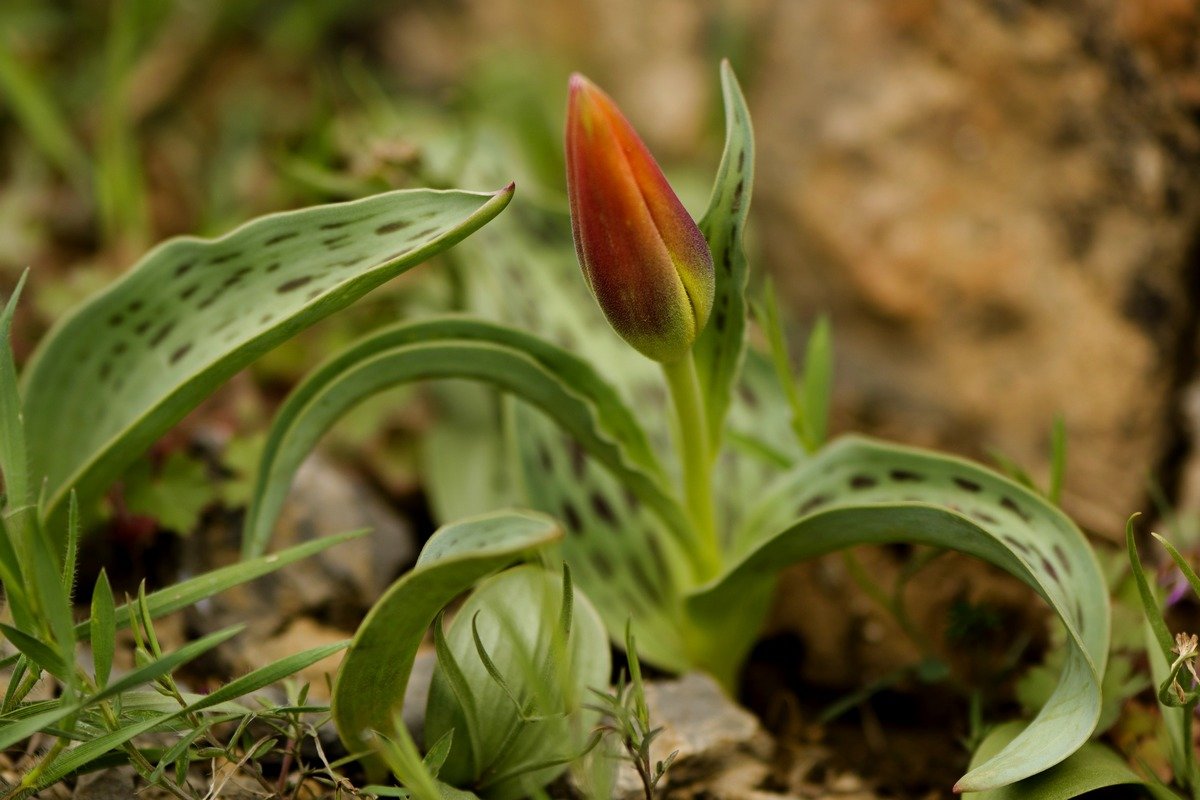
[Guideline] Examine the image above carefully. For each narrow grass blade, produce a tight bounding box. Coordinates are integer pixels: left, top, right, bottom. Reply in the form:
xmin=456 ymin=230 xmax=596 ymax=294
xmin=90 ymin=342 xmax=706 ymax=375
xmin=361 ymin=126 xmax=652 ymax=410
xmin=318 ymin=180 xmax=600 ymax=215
xmin=0 ymin=47 xmax=88 ymax=181
xmin=0 ymin=625 xmax=242 ymax=751
xmin=0 ymin=271 xmax=29 ymax=508
xmin=1152 ymin=532 xmax=1200 ymax=600
xmin=0 ymin=624 xmax=69 ymax=681
xmin=33 ymin=639 xmax=346 ymax=787
xmin=1128 ymin=516 xmax=1173 ymax=657
xmin=800 ymin=316 xmax=832 ymax=450
xmin=90 ymin=570 xmax=115 ymax=688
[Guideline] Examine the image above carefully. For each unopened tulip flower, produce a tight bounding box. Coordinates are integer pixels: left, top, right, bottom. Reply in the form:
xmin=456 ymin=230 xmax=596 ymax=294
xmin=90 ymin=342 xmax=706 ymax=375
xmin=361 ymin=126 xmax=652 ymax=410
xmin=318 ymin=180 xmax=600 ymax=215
xmin=565 ymin=74 xmax=714 ymax=363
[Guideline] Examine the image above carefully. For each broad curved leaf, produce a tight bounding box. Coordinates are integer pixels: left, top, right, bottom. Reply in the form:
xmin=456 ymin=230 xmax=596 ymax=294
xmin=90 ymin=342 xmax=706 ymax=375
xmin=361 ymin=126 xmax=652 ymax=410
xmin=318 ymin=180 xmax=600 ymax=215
xmin=694 ymin=60 xmax=754 ymax=446
xmin=242 ymin=317 xmax=685 ymax=561
xmin=331 ymin=511 xmax=562 ymax=763
xmin=22 ymin=185 xmax=513 ymax=520
xmin=510 ymin=403 xmax=691 ymax=672
xmin=963 ymin=721 xmax=1180 ymax=799
xmin=688 ymin=436 xmax=1109 ymax=791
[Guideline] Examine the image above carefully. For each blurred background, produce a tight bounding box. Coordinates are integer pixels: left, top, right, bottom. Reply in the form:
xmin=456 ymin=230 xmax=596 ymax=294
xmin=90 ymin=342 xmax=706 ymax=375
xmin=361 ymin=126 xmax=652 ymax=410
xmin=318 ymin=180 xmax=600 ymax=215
xmin=4 ymin=0 xmax=1200 ymax=791
xmin=4 ymin=0 xmax=1200 ymax=538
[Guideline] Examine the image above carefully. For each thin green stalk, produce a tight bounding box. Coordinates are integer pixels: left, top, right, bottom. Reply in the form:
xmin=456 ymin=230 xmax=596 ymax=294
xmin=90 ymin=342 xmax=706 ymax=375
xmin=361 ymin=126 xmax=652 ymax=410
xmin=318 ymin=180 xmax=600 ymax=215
xmin=661 ymin=355 xmax=720 ymax=580
xmin=1186 ymin=702 xmax=1198 ymax=800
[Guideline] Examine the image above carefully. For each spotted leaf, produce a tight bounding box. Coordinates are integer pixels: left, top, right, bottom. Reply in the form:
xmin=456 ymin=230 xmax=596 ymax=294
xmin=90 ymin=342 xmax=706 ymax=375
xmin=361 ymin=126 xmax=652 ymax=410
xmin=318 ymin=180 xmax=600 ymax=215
xmin=694 ymin=60 xmax=753 ymax=447
xmin=22 ymin=185 xmax=513 ymax=520
xmin=689 ymin=436 xmax=1109 ymax=791
xmin=242 ymin=317 xmax=687 ymax=564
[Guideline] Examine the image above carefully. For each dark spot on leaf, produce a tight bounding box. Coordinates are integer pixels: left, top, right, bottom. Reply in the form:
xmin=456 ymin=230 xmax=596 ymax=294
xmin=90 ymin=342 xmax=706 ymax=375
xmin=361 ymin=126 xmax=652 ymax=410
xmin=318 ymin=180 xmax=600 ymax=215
xmin=127 ymin=300 xmax=144 ymax=313
xmin=375 ymin=220 xmax=411 ymax=234
xmin=319 ymin=219 xmax=352 ymax=230
xmin=223 ymin=266 xmax=252 ymax=287
xmin=111 ymin=341 xmax=127 ymax=356
xmin=1001 ymin=534 xmax=1032 ymax=554
xmin=953 ymin=476 xmax=982 ymax=492
xmin=971 ymin=510 xmax=999 ymax=525
xmin=568 ymin=440 xmax=587 ymax=478
xmin=276 ymin=276 xmax=313 ymax=293
xmin=135 ymin=320 xmax=152 ymax=335
xmin=259 ymin=313 xmax=274 ymax=325
xmin=108 ymin=313 xmax=124 ymax=327
xmin=306 ymin=288 xmax=323 ymax=300
xmin=590 ymin=493 xmax=616 ymax=525
xmin=797 ymin=494 xmax=831 ymax=515
xmin=738 ymin=385 xmax=758 ymax=408
xmin=179 ymin=284 xmax=199 ymax=300
xmin=149 ymin=322 xmax=175 ymax=347
xmin=211 ymin=317 xmax=236 ymax=334
xmin=322 ymin=234 xmax=351 ymax=249
xmin=414 ymin=226 xmax=440 ymax=238
xmin=890 ymin=469 xmax=923 ymax=482
xmin=210 ymin=251 xmax=241 ymax=265
xmin=265 ymin=231 xmax=299 ymax=246
xmin=98 ymin=361 xmax=111 ymax=380
xmin=264 ymin=262 xmax=281 ymax=273
xmin=1000 ymin=496 xmax=1032 ymax=522
xmin=1053 ymin=544 xmax=1071 ymax=574
xmin=732 ymin=179 xmax=745 ymax=213
xmin=849 ymin=475 xmax=877 ymax=490
xmin=622 ymin=486 xmax=639 ymax=511
xmin=174 ymin=261 xmax=195 ymax=278
xmin=737 ymin=150 xmax=745 ymax=172
xmin=197 ymin=291 xmax=221 ymax=310
xmin=562 ymin=502 xmax=582 ymax=532
xmin=589 ymin=550 xmax=614 ymax=578
xmin=537 ymin=446 xmax=553 ymax=471
xmin=169 ymin=343 xmax=192 ymax=364
xmin=629 ymin=558 xmax=662 ymax=603
xmin=1041 ymin=556 xmax=1060 ymax=582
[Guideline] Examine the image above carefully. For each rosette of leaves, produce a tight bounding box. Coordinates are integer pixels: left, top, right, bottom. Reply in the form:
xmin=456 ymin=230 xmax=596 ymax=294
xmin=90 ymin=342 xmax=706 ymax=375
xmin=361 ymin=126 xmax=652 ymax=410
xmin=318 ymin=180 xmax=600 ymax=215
xmin=0 ymin=167 xmax=515 ymax=791
xmin=329 ymin=512 xmax=609 ymax=799
xmin=243 ymin=63 xmax=1110 ymax=792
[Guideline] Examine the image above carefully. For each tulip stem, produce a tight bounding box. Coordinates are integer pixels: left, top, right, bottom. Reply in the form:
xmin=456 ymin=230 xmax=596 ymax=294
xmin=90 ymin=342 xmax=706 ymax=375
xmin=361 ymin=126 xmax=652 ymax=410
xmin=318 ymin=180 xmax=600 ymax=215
xmin=662 ymin=355 xmax=721 ymax=580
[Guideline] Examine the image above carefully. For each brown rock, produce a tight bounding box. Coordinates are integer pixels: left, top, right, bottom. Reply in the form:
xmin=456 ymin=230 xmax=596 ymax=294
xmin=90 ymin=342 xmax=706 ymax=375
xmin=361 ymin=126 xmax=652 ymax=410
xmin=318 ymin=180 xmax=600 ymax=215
xmin=752 ymin=1 xmax=1200 ymax=537
xmin=184 ymin=451 xmax=417 ymax=670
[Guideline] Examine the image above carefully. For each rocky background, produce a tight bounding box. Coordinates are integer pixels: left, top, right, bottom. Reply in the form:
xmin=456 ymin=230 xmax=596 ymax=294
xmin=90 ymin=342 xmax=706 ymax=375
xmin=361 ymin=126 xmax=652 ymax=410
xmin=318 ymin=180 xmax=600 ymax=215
xmin=6 ymin=2 xmax=1200 ymax=796
xmin=391 ymin=0 xmax=1200 ymax=540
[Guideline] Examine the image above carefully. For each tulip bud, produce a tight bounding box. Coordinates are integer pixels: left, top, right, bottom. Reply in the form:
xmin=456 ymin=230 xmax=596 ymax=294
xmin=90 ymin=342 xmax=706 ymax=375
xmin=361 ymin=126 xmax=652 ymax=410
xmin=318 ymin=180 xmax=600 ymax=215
xmin=566 ymin=74 xmax=714 ymax=363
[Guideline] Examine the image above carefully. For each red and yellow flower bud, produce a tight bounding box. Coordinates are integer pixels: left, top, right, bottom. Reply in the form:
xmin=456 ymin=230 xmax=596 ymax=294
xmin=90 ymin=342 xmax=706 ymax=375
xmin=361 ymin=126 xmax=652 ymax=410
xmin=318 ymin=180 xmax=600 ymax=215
xmin=565 ymin=74 xmax=714 ymax=363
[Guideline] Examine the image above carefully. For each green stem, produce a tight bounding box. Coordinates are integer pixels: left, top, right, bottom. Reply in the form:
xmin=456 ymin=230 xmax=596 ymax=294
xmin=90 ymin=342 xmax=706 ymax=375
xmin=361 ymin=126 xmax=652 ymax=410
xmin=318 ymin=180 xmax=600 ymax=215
xmin=661 ymin=355 xmax=720 ymax=581
xmin=1186 ymin=700 xmax=1198 ymax=799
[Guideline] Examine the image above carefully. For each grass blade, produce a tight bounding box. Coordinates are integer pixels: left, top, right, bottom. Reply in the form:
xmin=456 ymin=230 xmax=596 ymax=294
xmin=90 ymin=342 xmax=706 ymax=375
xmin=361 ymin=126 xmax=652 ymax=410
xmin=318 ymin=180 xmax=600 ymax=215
xmin=90 ymin=569 xmax=116 ymax=688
